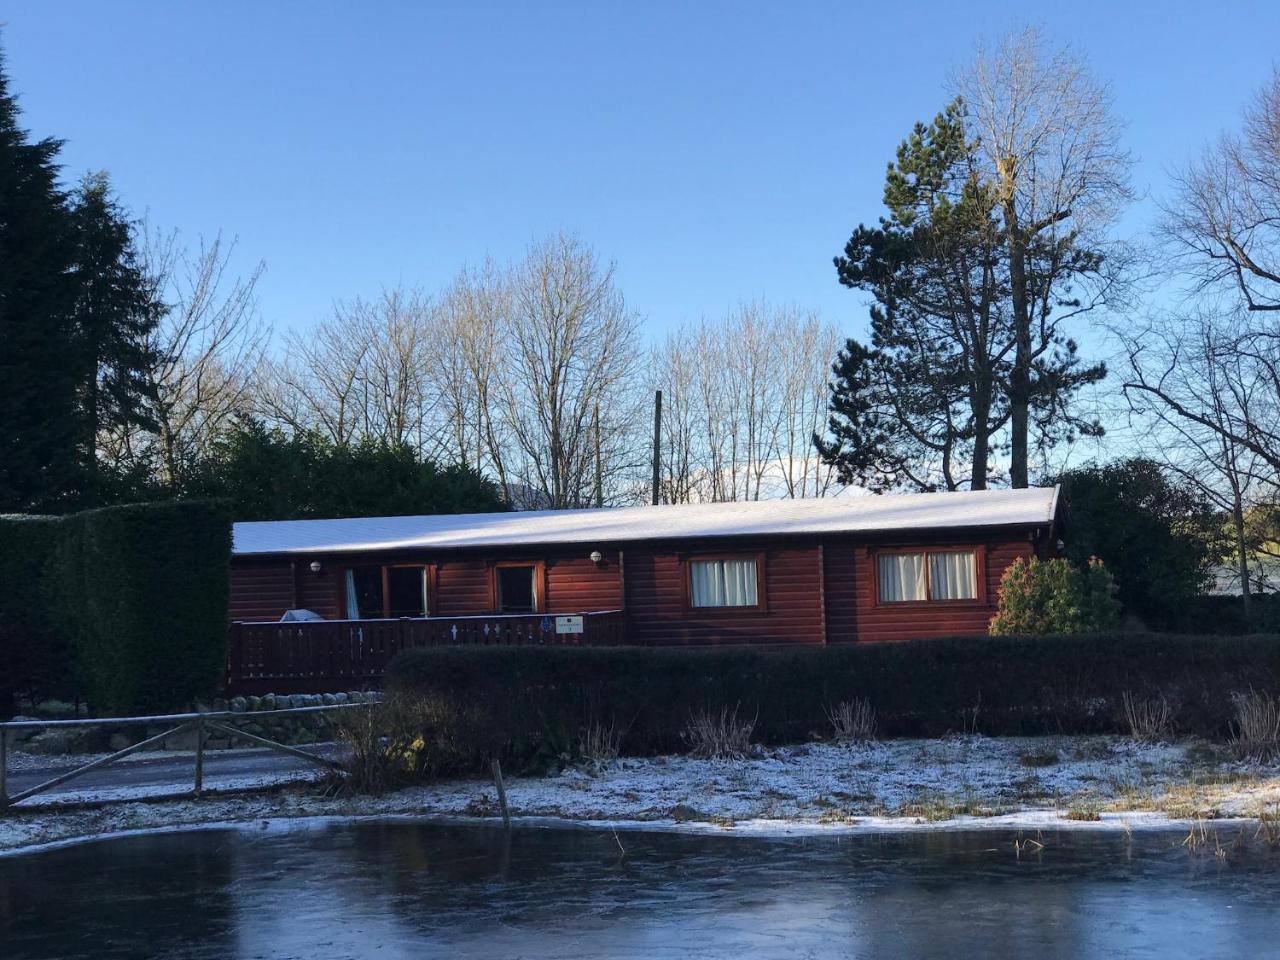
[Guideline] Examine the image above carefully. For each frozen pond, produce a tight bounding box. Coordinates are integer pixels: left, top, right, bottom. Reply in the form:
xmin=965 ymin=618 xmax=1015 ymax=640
xmin=2 ymin=821 xmax=1279 ymax=959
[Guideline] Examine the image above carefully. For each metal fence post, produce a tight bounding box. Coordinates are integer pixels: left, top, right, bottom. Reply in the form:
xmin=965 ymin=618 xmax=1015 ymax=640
xmin=0 ymin=729 xmax=9 ymax=809
xmin=193 ymin=716 xmax=205 ymax=798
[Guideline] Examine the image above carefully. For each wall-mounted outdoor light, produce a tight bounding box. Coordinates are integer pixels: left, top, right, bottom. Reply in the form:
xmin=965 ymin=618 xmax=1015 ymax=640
xmin=309 ymin=560 xmax=323 ymax=574
xmin=589 ymin=550 xmax=604 ymax=565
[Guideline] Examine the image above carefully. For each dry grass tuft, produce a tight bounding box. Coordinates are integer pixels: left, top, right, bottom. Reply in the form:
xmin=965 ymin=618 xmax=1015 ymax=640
xmin=895 ymin=791 xmax=956 ymax=822
xmin=1018 ymin=749 xmax=1060 ymax=768
xmin=682 ymin=705 xmax=757 ymax=759
xmin=1013 ymin=836 xmax=1045 ymax=858
xmin=1180 ymin=817 xmax=1228 ymax=859
xmin=1255 ymin=802 xmax=1280 ymax=848
xmin=1122 ymin=691 xmax=1174 ymax=742
xmin=826 ymin=698 xmax=877 ymax=744
xmin=579 ymin=721 xmax=623 ymax=773
xmin=1230 ymin=690 xmax=1280 ymax=761
xmin=1062 ymin=796 xmax=1102 ymax=821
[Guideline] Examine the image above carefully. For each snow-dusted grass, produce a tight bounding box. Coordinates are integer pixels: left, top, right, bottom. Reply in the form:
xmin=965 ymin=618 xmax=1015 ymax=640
xmin=4 ymin=734 xmax=1280 ymax=855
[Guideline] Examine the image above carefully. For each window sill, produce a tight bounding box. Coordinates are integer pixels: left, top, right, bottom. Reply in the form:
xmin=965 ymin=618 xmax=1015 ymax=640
xmin=686 ymin=605 xmax=768 ymax=617
xmin=874 ymin=598 xmax=988 ymax=608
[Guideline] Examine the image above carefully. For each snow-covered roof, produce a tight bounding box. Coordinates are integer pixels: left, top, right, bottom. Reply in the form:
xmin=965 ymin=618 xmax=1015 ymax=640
xmin=232 ymin=487 xmax=1059 ymax=556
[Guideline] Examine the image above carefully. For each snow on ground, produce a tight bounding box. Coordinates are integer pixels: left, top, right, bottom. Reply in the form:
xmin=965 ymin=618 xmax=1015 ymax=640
xmin=3 ymin=735 xmax=1279 ymax=855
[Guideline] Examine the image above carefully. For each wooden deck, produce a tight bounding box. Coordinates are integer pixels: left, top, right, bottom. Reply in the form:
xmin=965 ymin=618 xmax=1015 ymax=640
xmin=226 ymin=610 xmax=626 ymax=695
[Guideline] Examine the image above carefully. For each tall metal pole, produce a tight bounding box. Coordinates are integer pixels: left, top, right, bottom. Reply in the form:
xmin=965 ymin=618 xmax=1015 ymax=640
xmin=651 ymin=389 xmax=662 ymax=506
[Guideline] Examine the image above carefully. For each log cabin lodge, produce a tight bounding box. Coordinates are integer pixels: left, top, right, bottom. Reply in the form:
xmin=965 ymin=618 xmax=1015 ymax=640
xmin=228 ymin=488 xmax=1063 ymax=670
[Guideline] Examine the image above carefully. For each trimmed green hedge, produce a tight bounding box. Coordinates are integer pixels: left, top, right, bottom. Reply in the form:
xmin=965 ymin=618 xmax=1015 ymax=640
xmin=1 ymin=500 xmax=231 ymax=716
xmin=0 ymin=515 xmax=70 ymax=713
xmin=387 ymin=634 xmax=1280 ymax=762
xmin=54 ymin=501 xmax=232 ymax=715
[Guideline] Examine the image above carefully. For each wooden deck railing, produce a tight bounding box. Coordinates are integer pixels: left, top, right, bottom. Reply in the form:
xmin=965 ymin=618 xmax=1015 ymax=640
xmin=226 ymin=610 xmax=626 ymax=695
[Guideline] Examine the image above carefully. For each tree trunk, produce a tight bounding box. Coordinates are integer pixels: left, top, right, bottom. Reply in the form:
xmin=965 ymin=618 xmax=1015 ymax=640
xmin=970 ymin=381 xmax=992 ymax=490
xmin=1001 ymin=182 xmax=1032 ymax=489
xmin=83 ymin=370 xmax=100 ymax=508
xmin=1233 ymin=492 xmax=1253 ymax=622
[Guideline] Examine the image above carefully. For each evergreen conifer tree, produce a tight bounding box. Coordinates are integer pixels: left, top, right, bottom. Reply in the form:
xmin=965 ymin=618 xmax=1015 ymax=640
xmin=0 ymin=50 xmax=81 ymax=512
xmin=0 ymin=48 xmax=161 ymax=510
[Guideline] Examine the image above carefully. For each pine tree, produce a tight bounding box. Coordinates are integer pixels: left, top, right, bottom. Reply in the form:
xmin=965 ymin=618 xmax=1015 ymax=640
xmin=820 ymin=99 xmax=1106 ymax=493
xmin=0 ymin=50 xmax=81 ymax=512
xmin=0 ymin=47 xmax=162 ymax=512
xmin=69 ymin=172 xmax=162 ymax=505
xmin=820 ymin=100 xmax=1012 ymax=492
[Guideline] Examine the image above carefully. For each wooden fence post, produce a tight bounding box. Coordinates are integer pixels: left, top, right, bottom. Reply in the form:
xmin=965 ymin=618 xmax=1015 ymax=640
xmin=193 ymin=717 xmax=205 ymax=798
xmin=226 ymin=621 xmax=241 ymax=694
xmin=491 ymin=759 xmax=511 ymax=830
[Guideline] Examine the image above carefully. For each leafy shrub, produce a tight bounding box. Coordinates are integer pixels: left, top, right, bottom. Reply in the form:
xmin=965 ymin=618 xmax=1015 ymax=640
xmin=1081 ymin=557 xmax=1122 ymax=630
xmin=989 ymin=556 xmax=1119 ymax=635
xmin=386 ymin=633 xmax=1280 ymax=767
xmin=330 ymin=692 xmax=483 ymax=793
xmin=1051 ymin=458 xmax=1222 ymax=627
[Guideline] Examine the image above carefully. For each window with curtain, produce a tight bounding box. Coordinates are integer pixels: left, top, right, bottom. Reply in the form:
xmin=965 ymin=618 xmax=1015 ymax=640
xmin=877 ymin=550 xmax=977 ymax=602
xmin=689 ymin=558 xmax=758 ymax=608
xmin=877 ymin=553 xmax=926 ymax=602
xmin=345 ymin=566 xmax=383 ymax=619
xmin=345 ymin=565 xmax=430 ymax=618
xmin=929 ymin=551 xmax=977 ymax=600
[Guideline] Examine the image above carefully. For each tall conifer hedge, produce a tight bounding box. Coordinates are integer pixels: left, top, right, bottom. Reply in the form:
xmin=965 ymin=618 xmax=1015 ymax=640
xmin=0 ymin=500 xmax=230 ymax=716
xmin=0 ymin=515 xmax=66 ymax=714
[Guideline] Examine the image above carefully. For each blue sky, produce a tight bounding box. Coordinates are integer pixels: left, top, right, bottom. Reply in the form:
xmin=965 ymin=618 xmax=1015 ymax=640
xmin=5 ymin=2 xmax=1278 ymax=345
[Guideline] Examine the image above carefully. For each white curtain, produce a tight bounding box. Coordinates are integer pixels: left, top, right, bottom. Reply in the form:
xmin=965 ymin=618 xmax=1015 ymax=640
xmin=878 ymin=553 xmax=926 ymax=602
xmin=345 ymin=570 xmax=360 ymax=620
xmin=929 ymin=551 xmax=977 ymax=600
xmin=690 ymin=559 xmax=758 ymax=607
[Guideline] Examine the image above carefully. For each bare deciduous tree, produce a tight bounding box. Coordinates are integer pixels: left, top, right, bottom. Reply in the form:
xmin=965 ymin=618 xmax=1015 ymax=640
xmin=262 ymin=311 xmax=372 ymax=446
xmin=956 ymin=26 xmax=1133 ymax=487
xmin=255 ymin=241 xmax=840 ymax=510
xmin=1121 ymin=308 xmax=1279 ymax=604
xmin=647 ymin=303 xmax=841 ymax=502
xmin=355 ymin=289 xmax=441 ymax=451
xmin=102 ymin=229 xmax=268 ymax=484
xmin=435 ymin=261 xmax=512 ymax=489
xmin=1121 ymin=69 xmax=1280 ymax=605
xmin=774 ymin=311 xmax=845 ymax=498
xmin=1162 ymin=69 xmax=1280 ymax=312
xmin=262 ymin=290 xmax=442 ymax=452
xmin=649 ymin=327 xmax=701 ymax=504
xmin=497 ymin=234 xmax=643 ymax=508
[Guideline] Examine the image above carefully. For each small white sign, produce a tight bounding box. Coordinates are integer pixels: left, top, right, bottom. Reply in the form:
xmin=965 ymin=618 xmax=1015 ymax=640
xmin=555 ymin=615 xmax=584 ymax=635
